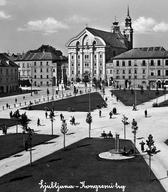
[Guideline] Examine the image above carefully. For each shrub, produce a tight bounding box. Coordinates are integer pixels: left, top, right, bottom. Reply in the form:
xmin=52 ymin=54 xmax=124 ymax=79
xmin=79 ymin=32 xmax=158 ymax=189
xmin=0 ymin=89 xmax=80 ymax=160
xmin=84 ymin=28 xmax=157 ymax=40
xmin=152 ymin=102 xmax=159 ymax=107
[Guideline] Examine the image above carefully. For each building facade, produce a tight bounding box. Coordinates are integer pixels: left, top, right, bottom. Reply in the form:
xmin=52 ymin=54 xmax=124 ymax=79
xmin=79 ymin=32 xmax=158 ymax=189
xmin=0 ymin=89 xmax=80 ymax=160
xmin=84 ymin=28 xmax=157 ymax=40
xmin=113 ymin=47 xmax=168 ymax=88
xmin=0 ymin=53 xmax=19 ymax=93
xmin=15 ymin=45 xmax=67 ymax=87
xmin=66 ymin=8 xmax=133 ymax=82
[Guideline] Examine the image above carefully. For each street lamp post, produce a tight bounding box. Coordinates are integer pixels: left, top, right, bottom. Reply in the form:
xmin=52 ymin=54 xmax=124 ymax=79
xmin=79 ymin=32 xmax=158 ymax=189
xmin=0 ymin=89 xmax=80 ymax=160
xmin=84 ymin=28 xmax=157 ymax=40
xmin=86 ymin=112 xmax=92 ymax=138
xmin=61 ymin=120 xmax=68 ymax=150
xmin=122 ymin=115 xmax=129 ymax=139
xmin=30 ymin=78 xmax=33 ymax=96
xmin=49 ymin=111 xmax=54 ymax=135
xmin=131 ymin=119 xmax=138 ymax=149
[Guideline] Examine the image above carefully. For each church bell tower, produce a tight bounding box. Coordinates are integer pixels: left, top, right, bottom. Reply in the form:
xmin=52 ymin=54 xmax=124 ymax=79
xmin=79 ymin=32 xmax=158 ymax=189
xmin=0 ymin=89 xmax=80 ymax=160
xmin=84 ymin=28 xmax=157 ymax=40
xmin=124 ymin=6 xmax=133 ymax=49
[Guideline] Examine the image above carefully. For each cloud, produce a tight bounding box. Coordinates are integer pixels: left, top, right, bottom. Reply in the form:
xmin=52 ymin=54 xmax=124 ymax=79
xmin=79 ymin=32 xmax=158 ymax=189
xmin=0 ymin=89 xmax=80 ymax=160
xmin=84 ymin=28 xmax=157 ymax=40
xmin=0 ymin=10 xmax=10 ymax=19
xmin=0 ymin=0 xmax=7 ymax=6
xmin=18 ymin=17 xmax=68 ymax=35
xmin=153 ymin=22 xmax=168 ymax=32
xmin=133 ymin=16 xmax=168 ymax=33
xmin=66 ymin=15 xmax=90 ymax=24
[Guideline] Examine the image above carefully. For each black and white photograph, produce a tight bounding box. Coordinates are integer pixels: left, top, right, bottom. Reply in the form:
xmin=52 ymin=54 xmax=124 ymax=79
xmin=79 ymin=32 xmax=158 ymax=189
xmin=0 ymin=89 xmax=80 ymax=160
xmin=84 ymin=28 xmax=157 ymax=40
xmin=0 ymin=0 xmax=168 ymax=191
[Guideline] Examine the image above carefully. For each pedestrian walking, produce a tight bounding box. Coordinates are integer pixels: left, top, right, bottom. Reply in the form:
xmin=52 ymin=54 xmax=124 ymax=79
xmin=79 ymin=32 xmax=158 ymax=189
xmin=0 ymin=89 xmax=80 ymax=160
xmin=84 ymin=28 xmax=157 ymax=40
xmin=140 ymin=140 xmax=145 ymax=152
xmin=45 ymin=111 xmax=48 ymax=118
xmin=116 ymin=97 xmax=119 ymax=102
xmin=99 ymin=110 xmax=102 ymax=118
xmin=60 ymin=113 xmax=64 ymax=121
xmin=144 ymin=109 xmax=147 ymax=118
xmin=37 ymin=118 xmax=40 ymax=126
xmin=109 ymin=111 xmax=113 ymax=119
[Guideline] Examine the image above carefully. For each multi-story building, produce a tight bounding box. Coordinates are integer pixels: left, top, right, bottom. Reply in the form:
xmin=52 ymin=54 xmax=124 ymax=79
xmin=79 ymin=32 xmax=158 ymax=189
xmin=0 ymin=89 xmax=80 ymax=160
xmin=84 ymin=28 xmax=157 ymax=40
xmin=66 ymin=8 xmax=133 ymax=82
xmin=15 ymin=45 xmax=67 ymax=87
xmin=0 ymin=53 xmax=19 ymax=93
xmin=113 ymin=46 xmax=168 ymax=88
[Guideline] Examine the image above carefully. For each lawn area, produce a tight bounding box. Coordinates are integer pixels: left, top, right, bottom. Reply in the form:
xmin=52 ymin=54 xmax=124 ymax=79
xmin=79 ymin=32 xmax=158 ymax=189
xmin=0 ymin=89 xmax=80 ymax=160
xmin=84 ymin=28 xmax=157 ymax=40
xmin=22 ymin=92 xmax=106 ymax=112
xmin=0 ymin=138 xmax=165 ymax=192
xmin=155 ymin=99 xmax=168 ymax=107
xmin=0 ymin=118 xmax=19 ymax=127
xmin=0 ymin=89 xmax=39 ymax=98
xmin=0 ymin=133 xmax=58 ymax=160
xmin=112 ymin=89 xmax=168 ymax=106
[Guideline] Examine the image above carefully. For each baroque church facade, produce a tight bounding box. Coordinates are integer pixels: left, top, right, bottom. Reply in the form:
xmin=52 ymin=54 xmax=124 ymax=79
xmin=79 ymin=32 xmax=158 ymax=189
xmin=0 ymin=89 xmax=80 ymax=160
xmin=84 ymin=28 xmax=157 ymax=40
xmin=66 ymin=8 xmax=133 ymax=82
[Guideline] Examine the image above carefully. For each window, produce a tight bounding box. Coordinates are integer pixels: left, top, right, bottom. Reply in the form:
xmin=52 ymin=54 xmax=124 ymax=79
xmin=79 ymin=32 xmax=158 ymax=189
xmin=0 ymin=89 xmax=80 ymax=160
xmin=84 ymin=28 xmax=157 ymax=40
xmin=94 ymin=70 xmax=96 ymax=74
xmin=116 ymin=61 xmax=119 ymax=66
xmin=46 ymin=61 xmax=49 ymax=65
xmin=116 ymin=76 xmax=120 ymax=79
xmin=34 ymin=69 xmax=36 ymax=73
xmin=72 ymin=71 xmax=74 ymax=74
xmin=40 ymin=82 xmax=43 ymax=86
xmin=46 ymin=68 xmax=49 ymax=73
xmin=47 ymin=75 xmax=49 ymax=79
xmin=100 ymin=54 xmax=102 ymax=58
xmin=71 ymin=55 xmax=74 ymax=60
xmin=134 ymin=69 xmax=137 ymax=74
xmin=71 ymin=63 xmax=74 ymax=67
xmin=78 ymin=55 xmax=80 ymax=59
xmin=27 ymin=63 xmax=29 ymax=68
xmin=34 ymin=75 xmax=36 ymax=79
xmin=142 ymin=60 xmax=146 ymax=66
xmin=123 ymin=76 xmax=125 ymax=79
xmin=122 ymin=61 xmax=125 ymax=66
xmin=165 ymin=60 xmax=168 ymax=66
xmin=134 ymin=76 xmax=137 ymax=79
xmin=166 ymin=70 xmax=168 ymax=76
xmin=40 ymin=68 xmax=42 ymax=73
xmin=22 ymin=63 xmax=25 ymax=68
xmin=100 ymin=70 xmax=102 ymax=74
xmin=116 ymin=70 xmax=119 ymax=74
xmin=110 ymin=70 xmax=112 ymax=74
xmin=34 ymin=62 xmax=36 ymax=66
xmin=40 ymin=62 xmax=42 ymax=66
xmin=129 ymin=76 xmax=131 ymax=79
xmin=151 ymin=72 xmax=154 ymax=76
xmin=157 ymin=60 xmax=161 ymax=66
xmin=142 ymin=75 xmax=146 ymax=79
xmin=150 ymin=60 xmax=154 ymax=66
xmin=142 ymin=69 xmax=146 ymax=74
xmin=157 ymin=70 xmax=161 ymax=76
xmin=128 ymin=60 xmax=131 ymax=66
xmin=40 ymin=75 xmax=43 ymax=79
xmin=129 ymin=69 xmax=131 ymax=74
xmin=123 ymin=70 xmax=125 ymax=74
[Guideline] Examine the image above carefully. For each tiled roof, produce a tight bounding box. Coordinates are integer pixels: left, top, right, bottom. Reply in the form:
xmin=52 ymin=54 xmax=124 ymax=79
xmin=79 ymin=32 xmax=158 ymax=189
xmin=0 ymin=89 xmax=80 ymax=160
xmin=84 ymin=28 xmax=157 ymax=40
xmin=113 ymin=47 xmax=168 ymax=59
xmin=86 ymin=27 xmax=128 ymax=49
xmin=16 ymin=51 xmax=60 ymax=61
xmin=0 ymin=53 xmax=18 ymax=68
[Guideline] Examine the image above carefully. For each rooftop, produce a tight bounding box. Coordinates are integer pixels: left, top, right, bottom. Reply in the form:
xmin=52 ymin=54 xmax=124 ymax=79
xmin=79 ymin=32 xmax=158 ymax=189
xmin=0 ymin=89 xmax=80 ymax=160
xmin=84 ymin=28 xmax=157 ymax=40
xmin=113 ymin=46 xmax=168 ymax=59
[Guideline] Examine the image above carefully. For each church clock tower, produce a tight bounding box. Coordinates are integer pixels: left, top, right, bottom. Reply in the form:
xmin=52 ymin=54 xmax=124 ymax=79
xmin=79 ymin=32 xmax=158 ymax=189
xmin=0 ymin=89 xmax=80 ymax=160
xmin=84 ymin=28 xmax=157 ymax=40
xmin=124 ymin=6 xmax=133 ymax=49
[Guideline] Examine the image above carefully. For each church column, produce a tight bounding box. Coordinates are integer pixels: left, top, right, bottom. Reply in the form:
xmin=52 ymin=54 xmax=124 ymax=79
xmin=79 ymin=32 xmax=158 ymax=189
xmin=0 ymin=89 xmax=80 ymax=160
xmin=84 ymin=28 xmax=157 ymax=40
xmin=96 ymin=52 xmax=99 ymax=79
xmin=80 ymin=49 xmax=83 ymax=79
xmin=102 ymin=51 xmax=106 ymax=80
xmin=74 ymin=52 xmax=77 ymax=80
xmin=90 ymin=50 xmax=93 ymax=80
xmin=68 ymin=53 xmax=71 ymax=80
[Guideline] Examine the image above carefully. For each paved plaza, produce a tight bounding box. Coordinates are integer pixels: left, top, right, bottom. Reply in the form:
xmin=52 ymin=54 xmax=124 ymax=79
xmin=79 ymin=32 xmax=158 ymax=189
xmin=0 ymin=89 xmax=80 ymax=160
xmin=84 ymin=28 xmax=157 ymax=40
xmin=0 ymin=86 xmax=168 ymax=191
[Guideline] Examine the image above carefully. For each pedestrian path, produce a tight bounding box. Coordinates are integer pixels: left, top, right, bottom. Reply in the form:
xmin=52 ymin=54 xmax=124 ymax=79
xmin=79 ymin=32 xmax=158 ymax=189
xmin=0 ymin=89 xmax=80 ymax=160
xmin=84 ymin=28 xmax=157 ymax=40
xmin=0 ymin=87 xmax=168 ymax=191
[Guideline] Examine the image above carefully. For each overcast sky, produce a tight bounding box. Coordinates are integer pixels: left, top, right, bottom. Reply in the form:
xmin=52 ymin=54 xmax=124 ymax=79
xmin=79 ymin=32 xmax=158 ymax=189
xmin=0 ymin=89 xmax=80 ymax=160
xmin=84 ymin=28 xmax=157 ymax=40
xmin=0 ymin=0 xmax=168 ymax=55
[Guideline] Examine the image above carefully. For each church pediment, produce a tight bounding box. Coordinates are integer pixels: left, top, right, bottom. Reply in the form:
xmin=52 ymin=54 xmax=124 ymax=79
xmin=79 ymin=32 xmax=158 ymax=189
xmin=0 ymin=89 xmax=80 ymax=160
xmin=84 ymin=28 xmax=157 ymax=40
xmin=66 ymin=28 xmax=106 ymax=48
